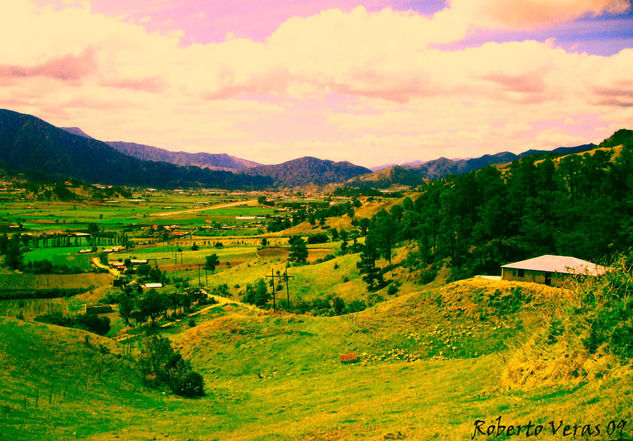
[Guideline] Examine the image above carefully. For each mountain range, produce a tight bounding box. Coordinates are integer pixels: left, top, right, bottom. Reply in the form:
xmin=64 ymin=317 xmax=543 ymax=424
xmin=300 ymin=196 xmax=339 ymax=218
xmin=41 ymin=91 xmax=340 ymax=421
xmin=0 ymin=108 xmax=617 ymax=190
xmin=242 ymin=157 xmax=371 ymax=187
xmin=59 ymin=127 xmax=260 ymax=172
xmin=0 ymin=109 xmax=271 ymax=189
xmin=347 ymin=144 xmax=597 ymax=188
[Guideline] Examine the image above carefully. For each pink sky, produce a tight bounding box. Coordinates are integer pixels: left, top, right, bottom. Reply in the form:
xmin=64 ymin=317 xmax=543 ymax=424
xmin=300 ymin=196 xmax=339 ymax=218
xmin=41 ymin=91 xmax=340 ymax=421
xmin=2 ymin=0 xmax=633 ymax=166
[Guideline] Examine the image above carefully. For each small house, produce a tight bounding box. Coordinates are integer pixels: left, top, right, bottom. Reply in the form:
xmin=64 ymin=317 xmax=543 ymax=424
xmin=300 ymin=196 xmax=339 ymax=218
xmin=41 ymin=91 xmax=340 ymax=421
xmin=501 ymin=255 xmax=606 ymax=286
xmin=143 ymin=283 xmax=163 ymax=289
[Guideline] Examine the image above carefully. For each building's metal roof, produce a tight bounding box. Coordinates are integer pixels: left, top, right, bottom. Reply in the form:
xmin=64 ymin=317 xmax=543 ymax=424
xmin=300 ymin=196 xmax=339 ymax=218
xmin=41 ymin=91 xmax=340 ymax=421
xmin=501 ymin=254 xmax=606 ymax=276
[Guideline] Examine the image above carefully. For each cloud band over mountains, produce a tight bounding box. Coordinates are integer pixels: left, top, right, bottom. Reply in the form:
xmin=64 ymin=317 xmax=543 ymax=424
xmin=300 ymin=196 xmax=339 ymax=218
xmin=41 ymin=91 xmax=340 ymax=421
xmin=1 ymin=0 xmax=632 ymax=166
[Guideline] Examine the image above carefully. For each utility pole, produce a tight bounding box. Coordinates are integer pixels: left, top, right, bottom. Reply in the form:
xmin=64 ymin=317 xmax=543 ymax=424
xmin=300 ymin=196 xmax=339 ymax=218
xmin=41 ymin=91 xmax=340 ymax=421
xmin=284 ymin=269 xmax=294 ymax=308
xmin=266 ymin=269 xmax=293 ymax=311
xmin=271 ymin=269 xmax=276 ymax=310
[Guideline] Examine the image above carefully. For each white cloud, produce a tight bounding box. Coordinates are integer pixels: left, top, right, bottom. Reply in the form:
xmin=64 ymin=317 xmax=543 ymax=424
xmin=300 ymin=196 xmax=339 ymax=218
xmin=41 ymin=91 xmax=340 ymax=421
xmin=0 ymin=0 xmax=631 ymax=165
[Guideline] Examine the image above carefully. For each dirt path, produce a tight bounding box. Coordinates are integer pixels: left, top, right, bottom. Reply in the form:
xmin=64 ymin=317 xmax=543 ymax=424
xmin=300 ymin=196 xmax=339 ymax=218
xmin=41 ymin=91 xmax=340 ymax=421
xmin=113 ymin=293 xmax=259 ymax=340
xmin=151 ymin=199 xmax=258 ymax=218
xmin=91 ymin=257 xmax=120 ymax=277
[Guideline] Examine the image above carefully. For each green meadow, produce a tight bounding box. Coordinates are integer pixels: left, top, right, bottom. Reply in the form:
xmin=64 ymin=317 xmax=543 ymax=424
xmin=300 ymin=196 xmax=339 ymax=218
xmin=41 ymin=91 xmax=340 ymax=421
xmin=1 ymin=190 xmax=631 ymax=441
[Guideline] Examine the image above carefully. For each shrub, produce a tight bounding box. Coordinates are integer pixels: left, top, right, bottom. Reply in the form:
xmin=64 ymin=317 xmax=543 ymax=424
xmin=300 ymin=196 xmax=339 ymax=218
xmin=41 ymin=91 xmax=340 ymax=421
xmin=140 ymin=335 xmax=204 ymax=396
xmin=420 ymin=269 xmax=438 ymax=284
xmin=346 ymin=299 xmax=367 ymax=313
xmin=367 ymin=293 xmax=384 ymax=306
xmin=332 ymin=296 xmax=345 ymax=315
xmin=387 ymin=284 xmax=399 ymax=295
xmin=307 ymin=233 xmax=329 ymax=244
xmin=171 ymin=370 xmax=205 ymax=397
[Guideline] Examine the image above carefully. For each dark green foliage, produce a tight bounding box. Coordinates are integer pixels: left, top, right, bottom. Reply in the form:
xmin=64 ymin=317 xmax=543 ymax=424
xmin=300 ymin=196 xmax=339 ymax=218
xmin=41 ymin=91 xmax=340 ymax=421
xmin=0 ymin=233 xmax=9 ymax=255
xmin=243 ymin=279 xmax=270 ymax=307
xmin=4 ymin=234 xmax=23 ymax=269
xmin=357 ymin=239 xmax=383 ymax=290
xmin=288 ymin=236 xmax=308 ymax=264
xmin=139 ymin=335 xmax=204 ymax=397
xmin=205 ymin=254 xmax=220 ymax=273
xmin=307 ymin=233 xmax=329 ymax=244
xmin=362 ymin=133 xmax=633 ymax=281
xmin=138 ymin=289 xmax=167 ymax=323
xmin=136 ymin=264 xmax=152 ymax=277
xmin=35 ymin=312 xmax=110 ymax=335
xmin=332 ymin=297 xmax=345 ymax=315
xmin=21 ymin=259 xmax=83 ymax=274
xmin=191 ymin=243 xmax=199 ymax=251
xmin=0 ymin=109 xmax=271 ymax=189
xmin=387 ymin=284 xmax=399 ymax=295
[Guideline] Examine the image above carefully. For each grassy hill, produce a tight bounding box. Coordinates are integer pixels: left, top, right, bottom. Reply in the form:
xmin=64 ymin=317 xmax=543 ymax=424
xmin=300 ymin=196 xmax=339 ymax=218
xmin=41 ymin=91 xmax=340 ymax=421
xmin=2 ymin=272 xmax=632 ymax=440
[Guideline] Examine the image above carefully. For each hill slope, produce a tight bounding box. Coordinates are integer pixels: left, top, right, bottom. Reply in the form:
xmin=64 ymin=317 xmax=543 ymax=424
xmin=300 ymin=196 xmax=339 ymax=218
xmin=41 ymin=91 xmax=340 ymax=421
xmin=0 ymin=109 xmax=272 ymax=189
xmin=60 ymin=127 xmax=93 ymax=138
xmin=353 ymin=144 xmax=597 ymax=188
xmin=407 ymin=144 xmax=596 ymax=180
xmin=345 ymin=165 xmax=423 ymax=188
xmin=242 ymin=156 xmax=371 ymax=186
xmin=107 ymin=141 xmax=260 ymax=171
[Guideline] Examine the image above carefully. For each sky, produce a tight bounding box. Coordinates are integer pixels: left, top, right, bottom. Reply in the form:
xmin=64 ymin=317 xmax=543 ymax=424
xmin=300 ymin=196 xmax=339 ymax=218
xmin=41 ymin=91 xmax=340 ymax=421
xmin=1 ymin=0 xmax=633 ymax=167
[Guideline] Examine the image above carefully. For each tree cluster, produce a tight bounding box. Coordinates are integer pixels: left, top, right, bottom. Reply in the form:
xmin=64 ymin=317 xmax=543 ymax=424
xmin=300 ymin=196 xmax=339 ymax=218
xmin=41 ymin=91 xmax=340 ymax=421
xmin=360 ymin=130 xmax=633 ymax=281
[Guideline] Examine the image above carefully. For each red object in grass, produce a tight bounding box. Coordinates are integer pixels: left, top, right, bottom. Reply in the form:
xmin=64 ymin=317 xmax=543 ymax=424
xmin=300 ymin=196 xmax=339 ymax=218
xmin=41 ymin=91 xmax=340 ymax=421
xmin=339 ymin=353 xmax=359 ymax=364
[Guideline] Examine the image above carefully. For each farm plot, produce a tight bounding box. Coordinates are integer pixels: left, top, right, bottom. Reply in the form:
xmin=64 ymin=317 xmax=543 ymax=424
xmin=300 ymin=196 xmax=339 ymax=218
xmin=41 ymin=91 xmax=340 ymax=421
xmin=23 ymin=247 xmax=94 ymax=271
xmin=0 ymin=273 xmax=112 ymax=291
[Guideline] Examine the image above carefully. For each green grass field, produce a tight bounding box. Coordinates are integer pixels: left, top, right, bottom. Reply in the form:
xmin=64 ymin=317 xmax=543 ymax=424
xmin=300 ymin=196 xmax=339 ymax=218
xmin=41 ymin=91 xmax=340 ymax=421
xmin=2 ymin=192 xmax=632 ymax=440
xmin=1 ymin=278 xmax=631 ymax=440
xmin=23 ymin=247 xmax=95 ymax=271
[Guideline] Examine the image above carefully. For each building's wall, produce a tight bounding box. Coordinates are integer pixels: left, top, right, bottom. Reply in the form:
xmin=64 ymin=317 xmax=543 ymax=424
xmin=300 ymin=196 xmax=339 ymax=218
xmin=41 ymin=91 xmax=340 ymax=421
xmin=501 ymin=268 xmax=567 ymax=286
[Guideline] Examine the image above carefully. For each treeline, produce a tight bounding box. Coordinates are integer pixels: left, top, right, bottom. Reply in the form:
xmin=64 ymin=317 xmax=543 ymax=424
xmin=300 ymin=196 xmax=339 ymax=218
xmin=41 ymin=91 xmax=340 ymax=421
xmin=360 ymin=129 xmax=633 ymax=280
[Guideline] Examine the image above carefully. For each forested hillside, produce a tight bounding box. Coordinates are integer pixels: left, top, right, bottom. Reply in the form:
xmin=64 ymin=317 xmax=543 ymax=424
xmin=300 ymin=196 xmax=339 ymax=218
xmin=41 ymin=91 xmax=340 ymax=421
xmin=359 ymin=129 xmax=633 ymax=279
xmin=242 ymin=156 xmax=371 ymax=186
xmin=0 ymin=110 xmax=272 ymax=189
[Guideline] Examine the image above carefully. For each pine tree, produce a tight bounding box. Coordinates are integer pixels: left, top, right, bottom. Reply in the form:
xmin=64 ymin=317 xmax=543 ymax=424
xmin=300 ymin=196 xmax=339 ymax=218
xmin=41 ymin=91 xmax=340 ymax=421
xmin=357 ymin=240 xmax=383 ymax=290
xmin=288 ymin=236 xmax=308 ymax=264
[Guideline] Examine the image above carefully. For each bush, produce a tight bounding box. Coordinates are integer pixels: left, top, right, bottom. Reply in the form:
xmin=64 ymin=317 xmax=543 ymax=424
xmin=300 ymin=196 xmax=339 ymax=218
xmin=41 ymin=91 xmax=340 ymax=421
xmin=368 ymin=293 xmax=385 ymax=306
xmin=387 ymin=284 xmax=399 ymax=295
xmin=140 ymin=336 xmax=205 ymax=397
xmin=307 ymin=233 xmax=329 ymax=244
xmin=345 ymin=299 xmax=367 ymax=313
xmin=171 ymin=371 xmax=205 ymax=397
xmin=420 ymin=268 xmax=438 ymax=284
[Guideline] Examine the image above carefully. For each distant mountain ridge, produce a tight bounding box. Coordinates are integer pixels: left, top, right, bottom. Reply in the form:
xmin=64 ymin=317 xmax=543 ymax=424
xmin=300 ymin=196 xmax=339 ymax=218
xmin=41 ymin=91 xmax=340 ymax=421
xmin=58 ymin=127 xmax=260 ymax=171
xmin=349 ymin=144 xmax=598 ymax=188
xmin=0 ymin=109 xmax=272 ymax=189
xmin=406 ymin=144 xmax=596 ymax=180
xmin=60 ymin=127 xmax=93 ymax=139
xmin=106 ymin=141 xmax=260 ymax=171
xmin=242 ymin=156 xmax=371 ymax=187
